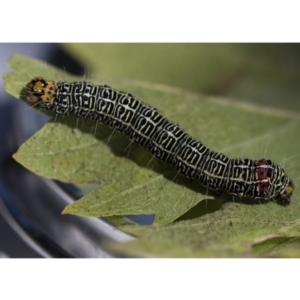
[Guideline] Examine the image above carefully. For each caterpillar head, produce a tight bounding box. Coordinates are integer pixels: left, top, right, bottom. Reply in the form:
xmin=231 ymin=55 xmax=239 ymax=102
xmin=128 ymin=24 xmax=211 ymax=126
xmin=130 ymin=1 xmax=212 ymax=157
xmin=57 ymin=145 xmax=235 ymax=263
xmin=26 ymin=77 xmax=57 ymax=106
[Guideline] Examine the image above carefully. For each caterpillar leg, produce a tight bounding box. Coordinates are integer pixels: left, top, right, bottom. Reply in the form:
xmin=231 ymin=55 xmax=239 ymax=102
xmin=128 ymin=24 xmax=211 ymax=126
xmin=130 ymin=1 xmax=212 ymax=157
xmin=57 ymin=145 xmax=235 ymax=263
xmin=213 ymin=190 xmax=223 ymax=197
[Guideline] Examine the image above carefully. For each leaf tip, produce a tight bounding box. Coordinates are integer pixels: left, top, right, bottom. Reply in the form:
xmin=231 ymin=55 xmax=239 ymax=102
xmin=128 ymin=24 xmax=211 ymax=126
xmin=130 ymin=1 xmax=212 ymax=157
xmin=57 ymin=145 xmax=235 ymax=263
xmin=12 ymin=152 xmax=18 ymax=161
xmin=61 ymin=208 xmax=69 ymax=215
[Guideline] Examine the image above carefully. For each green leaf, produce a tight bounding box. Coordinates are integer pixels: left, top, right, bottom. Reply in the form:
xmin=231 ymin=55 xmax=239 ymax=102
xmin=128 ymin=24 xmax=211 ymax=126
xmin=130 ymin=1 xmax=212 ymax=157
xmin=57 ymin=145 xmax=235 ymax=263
xmin=105 ymin=204 xmax=300 ymax=257
xmin=4 ymin=52 xmax=300 ymax=256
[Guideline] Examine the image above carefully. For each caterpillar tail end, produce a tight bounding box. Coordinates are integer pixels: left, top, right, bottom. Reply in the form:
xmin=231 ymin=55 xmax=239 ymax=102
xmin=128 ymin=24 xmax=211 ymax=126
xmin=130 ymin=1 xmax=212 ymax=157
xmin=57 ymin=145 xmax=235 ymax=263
xmin=279 ymin=179 xmax=294 ymax=206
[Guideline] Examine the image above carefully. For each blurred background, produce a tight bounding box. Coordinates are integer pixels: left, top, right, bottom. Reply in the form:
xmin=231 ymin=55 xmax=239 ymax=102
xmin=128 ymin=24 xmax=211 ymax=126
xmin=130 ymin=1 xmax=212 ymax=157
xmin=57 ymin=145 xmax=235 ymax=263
xmin=1 ymin=43 xmax=300 ymax=257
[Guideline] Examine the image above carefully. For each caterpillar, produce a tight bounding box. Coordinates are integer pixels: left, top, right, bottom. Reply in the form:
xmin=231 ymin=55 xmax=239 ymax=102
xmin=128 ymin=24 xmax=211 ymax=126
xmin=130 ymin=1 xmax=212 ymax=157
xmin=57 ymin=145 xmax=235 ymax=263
xmin=25 ymin=77 xmax=294 ymax=206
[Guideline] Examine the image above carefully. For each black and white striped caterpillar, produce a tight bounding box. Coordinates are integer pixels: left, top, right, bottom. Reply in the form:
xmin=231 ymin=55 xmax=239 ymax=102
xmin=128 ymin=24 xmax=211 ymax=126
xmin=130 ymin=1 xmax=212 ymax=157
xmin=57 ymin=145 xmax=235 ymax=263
xmin=26 ymin=77 xmax=294 ymax=206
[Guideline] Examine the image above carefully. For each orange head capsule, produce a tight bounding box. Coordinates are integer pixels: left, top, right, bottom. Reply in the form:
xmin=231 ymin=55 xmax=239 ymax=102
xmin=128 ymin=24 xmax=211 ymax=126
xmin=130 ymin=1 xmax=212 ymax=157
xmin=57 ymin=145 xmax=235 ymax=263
xmin=26 ymin=77 xmax=57 ymax=104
